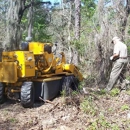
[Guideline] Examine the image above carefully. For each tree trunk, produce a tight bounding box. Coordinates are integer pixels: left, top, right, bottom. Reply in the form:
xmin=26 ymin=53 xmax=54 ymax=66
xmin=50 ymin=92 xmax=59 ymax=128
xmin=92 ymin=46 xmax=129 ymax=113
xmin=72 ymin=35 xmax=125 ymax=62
xmin=26 ymin=0 xmax=33 ymax=41
xmin=5 ymin=0 xmax=25 ymax=50
xmin=75 ymin=0 xmax=81 ymax=40
xmin=120 ymin=0 xmax=130 ymax=37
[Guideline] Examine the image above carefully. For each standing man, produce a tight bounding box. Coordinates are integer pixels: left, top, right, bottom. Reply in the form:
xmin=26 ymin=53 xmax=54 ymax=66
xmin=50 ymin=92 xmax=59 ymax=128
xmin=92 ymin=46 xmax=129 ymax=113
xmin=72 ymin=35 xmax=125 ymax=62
xmin=105 ymin=36 xmax=128 ymax=91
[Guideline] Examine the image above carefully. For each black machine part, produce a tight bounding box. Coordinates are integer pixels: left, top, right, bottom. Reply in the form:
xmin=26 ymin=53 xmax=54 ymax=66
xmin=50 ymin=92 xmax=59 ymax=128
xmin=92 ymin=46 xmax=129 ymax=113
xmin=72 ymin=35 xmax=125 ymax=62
xmin=34 ymin=76 xmax=79 ymax=102
xmin=20 ymin=42 xmax=29 ymax=51
xmin=21 ymin=82 xmax=34 ymax=108
xmin=34 ymin=78 xmax=62 ymax=101
xmin=0 ymin=82 xmax=6 ymax=104
xmin=61 ymin=76 xmax=79 ymax=96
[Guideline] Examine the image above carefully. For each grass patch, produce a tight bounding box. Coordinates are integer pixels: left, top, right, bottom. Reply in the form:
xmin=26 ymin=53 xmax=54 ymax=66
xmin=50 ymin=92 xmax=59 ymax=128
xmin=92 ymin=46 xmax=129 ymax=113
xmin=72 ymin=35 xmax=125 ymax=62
xmin=121 ymin=104 xmax=129 ymax=111
xmin=97 ymin=89 xmax=106 ymax=95
xmin=80 ymin=96 xmax=97 ymax=116
xmin=8 ymin=118 xmax=18 ymax=123
xmin=110 ymin=88 xmax=120 ymax=97
xmin=85 ymin=115 xmax=111 ymax=130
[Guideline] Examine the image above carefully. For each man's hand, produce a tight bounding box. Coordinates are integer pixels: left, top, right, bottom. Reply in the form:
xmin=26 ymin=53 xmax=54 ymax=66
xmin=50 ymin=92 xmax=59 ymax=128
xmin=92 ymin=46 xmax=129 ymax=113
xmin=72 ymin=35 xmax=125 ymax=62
xmin=110 ymin=56 xmax=113 ymax=60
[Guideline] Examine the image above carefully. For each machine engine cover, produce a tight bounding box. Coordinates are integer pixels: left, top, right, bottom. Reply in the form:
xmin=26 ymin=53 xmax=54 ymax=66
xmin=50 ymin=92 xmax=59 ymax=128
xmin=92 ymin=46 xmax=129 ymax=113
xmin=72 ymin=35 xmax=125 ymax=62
xmin=2 ymin=51 xmax=35 ymax=78
xmin=0 ymin=62 xmax=17 ymax=83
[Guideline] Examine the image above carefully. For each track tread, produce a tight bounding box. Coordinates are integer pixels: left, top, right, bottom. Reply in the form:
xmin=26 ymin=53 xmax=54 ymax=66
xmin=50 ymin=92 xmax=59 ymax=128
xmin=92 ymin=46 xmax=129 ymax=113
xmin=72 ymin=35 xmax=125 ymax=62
xmin=21 ymin=82 xmax=34 ymax=108
xmin=0 ymin=82 xmax=6 ymax=104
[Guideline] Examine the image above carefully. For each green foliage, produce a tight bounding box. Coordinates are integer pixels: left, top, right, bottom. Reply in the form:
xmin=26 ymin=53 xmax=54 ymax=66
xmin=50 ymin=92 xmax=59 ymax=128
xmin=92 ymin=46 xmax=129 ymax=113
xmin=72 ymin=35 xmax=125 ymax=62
xmin=121 ymin=104 xmax=129 ymax=111
xmin=32 ymin=9 xmax=52 ymax=42
xmin=126 ymin=76 xmax=130 ymax=81
xmin=127 ymin=45 xmax=130 ymax=55
xmin=8 ymin=118 xmax=18 ymax=123
xmin=86 ymin=115 xmax=111 ymax=130
xmin=78 ymin=0 xmax=96 ymax=57
xmin=78 ymin=81 xmax=84 ymax=90
xmin=85 ymin=114 xmax=121 ymax=130
xmin=86 ymin=120 xmax=98 ymax=130
xmin=97 ymin=89 xmax=106 ymax=95
xmin=80 ymin=96 xmax=97 ymax=115
xmin=85 ymin=75 xmax=96 ymax=85
xmin=71 ymin=90 xmax=79 ymax=96
xmin=111 ymin=125 xmax=120 ymax=130
xmin=127 ymin=30 xmax=130 ymax=34
xmin=71 ymin=40 xmax=85 ymax=55
xmin=110 ymin=88 xmax=120 ymax=97
xmin=125 ymin=39 xmax=130 ymax=55
xmin=108 ymin=107 xmax=113 ymax=112
xmin=98 ymin=115 xmax=111 ymax=128
xmin=21 ymin=2 xmax=52 ymax=42
xmin=81 ymin=0 xmax=96 ymax=18
xmin=21 ymin=19 xmax=28 ymax=24
xmin=60 ymin=90 xmax=66 ymax=97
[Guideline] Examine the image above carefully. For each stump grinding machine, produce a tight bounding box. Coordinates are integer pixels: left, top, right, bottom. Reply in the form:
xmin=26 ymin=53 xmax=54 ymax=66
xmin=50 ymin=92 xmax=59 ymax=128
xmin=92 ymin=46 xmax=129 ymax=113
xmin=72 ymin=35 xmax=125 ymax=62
xmin=0 ymin=42 xmax=83 ymax=108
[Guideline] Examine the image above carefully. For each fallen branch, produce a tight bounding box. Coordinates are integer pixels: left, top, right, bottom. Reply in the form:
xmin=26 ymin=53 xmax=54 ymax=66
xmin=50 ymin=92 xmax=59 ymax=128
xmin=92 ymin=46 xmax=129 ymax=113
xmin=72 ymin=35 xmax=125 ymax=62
xmin=39 ymin=97 xmax=54 ymax=105
xmin=49 ymin=102 xmax=59 ymax=112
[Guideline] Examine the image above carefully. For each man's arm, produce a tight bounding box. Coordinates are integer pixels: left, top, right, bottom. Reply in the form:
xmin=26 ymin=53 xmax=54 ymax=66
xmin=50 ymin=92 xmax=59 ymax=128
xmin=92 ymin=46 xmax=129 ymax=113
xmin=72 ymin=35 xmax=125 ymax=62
xmin=110 ymin=53 xmax=119 ymax=61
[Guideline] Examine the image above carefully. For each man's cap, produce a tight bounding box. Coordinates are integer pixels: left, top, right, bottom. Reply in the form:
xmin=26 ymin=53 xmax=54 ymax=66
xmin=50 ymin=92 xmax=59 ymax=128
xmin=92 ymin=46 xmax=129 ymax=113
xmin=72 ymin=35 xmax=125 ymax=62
xmin=111 ymin=36 xmax=120 ymax=43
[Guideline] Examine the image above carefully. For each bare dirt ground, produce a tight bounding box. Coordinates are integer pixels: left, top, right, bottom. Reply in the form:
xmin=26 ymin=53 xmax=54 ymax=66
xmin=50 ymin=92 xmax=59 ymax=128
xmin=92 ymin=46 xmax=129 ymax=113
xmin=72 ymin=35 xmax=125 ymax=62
xmin=0 ymin=88 xmax=130 ymax=130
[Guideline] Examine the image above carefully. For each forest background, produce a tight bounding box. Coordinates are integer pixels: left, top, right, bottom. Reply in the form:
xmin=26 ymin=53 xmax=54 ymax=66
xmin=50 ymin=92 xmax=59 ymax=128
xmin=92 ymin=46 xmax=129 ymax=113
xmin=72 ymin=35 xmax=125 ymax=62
xmin=0 ymin=0 xmax=130 ymax=129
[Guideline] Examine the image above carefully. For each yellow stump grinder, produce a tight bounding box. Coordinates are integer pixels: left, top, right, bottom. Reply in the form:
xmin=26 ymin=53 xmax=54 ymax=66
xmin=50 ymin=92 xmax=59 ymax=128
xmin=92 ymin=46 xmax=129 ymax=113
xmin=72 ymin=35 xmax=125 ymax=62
xmin=0 ymin=42 xmax=83 ymax=108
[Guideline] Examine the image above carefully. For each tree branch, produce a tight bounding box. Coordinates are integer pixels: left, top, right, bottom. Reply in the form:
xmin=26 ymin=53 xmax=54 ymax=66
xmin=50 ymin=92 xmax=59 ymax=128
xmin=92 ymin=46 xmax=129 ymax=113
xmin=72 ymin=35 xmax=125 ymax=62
xmin=18 ymin=1 xmax=51 ymax=24
xmin=24 ymin=1 xmax=51 ymax=11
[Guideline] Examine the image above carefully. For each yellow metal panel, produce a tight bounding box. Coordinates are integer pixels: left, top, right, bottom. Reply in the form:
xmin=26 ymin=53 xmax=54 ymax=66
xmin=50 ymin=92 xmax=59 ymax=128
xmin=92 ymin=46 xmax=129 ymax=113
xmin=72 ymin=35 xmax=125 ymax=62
xmin=63 ymin=64 xmax=83 ymax=81
xmin=1 ymin=51 xmax=35 ymax=78
xmin=0 ymin=62 xmax=17 ymax=83
xmin=29 ymin=42 xmax=44 ymax=55
xmin=25 ymin=62 xmax=35 ymax=77
xmin=2 ymin=52 xmax=16 ymax=62
xmin=15 ymin=51 xmax=35 ymax=77
xmin=63 ymin=64 xmax=74 ymax=72
xmin=55 ymin=64 xmax=63 ymax=74
xmin=15 ymin=51 xmax=25 ymax=77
